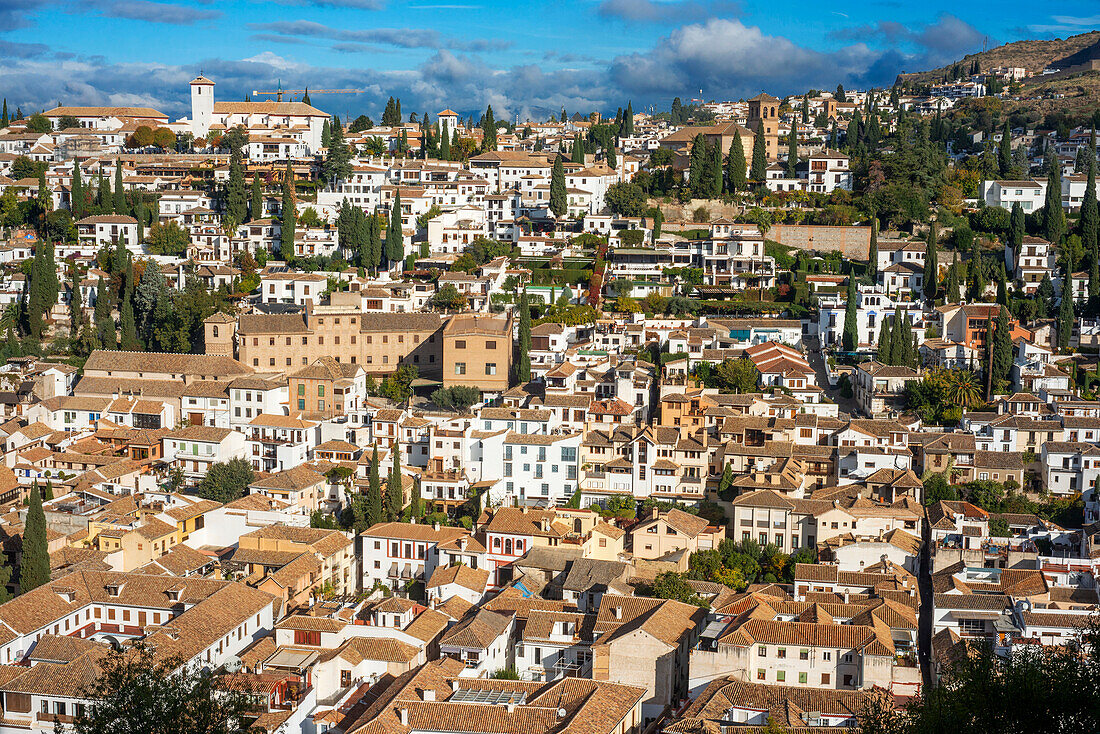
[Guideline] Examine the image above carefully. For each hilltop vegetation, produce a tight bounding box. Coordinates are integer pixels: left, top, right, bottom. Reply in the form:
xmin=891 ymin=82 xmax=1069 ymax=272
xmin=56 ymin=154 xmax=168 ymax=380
xmin=897 ymin=31 xmax=1100 ymax=85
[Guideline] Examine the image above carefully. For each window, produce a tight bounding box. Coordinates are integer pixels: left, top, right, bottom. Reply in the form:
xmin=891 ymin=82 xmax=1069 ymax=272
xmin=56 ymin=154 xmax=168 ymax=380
xmin=776 ymin=671 xmax=785 ymax=682
xmin=821 ymin=673 xmax=830 ymax=684
xmin=455 ymin=340 xmax=466 ymax=349
xmin=293 ymin=630 xmax=321 ymax=646
xmin=455 ymin=362 xmax=466 ymax=375
xmin=758 ymin=645 xmax=766 ymax=657
xmin=799 ymin=649 xmax=809 ymax=660
xmin=485 ymin=362 xmax=497 ymax=376
xmin=777 ymin=648 xmax=786 ymax=659
xmin=798 ymin=672 xmax=807 ymax=684
xmin=959 ymin=619 xmax=985 ymax=634
xmin=757 ymin=669 xmax=765 ymax=680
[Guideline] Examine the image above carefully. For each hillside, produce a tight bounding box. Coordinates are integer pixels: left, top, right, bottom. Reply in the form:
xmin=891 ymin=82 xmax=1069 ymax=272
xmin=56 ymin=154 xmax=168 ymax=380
xmin=897 ymin=31 xmax=1100 ymax=85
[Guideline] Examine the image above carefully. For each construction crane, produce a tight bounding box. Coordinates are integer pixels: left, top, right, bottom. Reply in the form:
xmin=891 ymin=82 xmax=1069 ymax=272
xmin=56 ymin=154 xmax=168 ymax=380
xmin=251 ymin=84 xmax=362 ymax=102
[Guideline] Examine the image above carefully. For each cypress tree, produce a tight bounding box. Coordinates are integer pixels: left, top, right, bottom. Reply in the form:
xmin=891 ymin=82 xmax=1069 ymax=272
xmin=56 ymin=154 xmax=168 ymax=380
xmin=369 ymin=212 xmax=383 ymax=271
xmin=280 ymin=163 xmax=296 ymax=256
xmin=1083 ymin=137 xmax=1099 ymax=298
xmin=877 ymin=317 xmax=892 ymax=364
xmin=890 ymin=307 xmax=908 ymax=365
xmin=120 ymin=297 xmax=140 ymax=351
xmin=385 ymin=193 xmax=404 ymax=265
xmin=301 ymin=87 xmax=311 ymax=106
xmin=321 ymin=118 xmax=331 ymax=149
xmin=250 ymin=173 xmax=263 ymax=221
xmin=1059 ymin=287 xmax=1074 ymax=351
xmin=727 ymin=132 xmax=746 ymax=193
xmin=324 ymin=117 xmax=351 ymax=184
xmin=70 ymin=159 xmax=83 ymax=220
xmin=923 ymin=223 xmax=938 ymax=301
xmin=410 ymin=479 xmax=422 ymax=518
xmin=515 ymin=290 xmax=531 ymax=384
xmin=750 ymin=122 xmax=768 ymax=182
xmin=1 ymin=99 xmax=7 ymax=126
xmin=366 ymin=445 xmax=383 ymax=526
xmin=992 ymin=306 xmax=1012 ymax=388
xmin=450 ymin=129 xmax=460 ymax=160
xmin=1043 ymin=149 xmax=1065 ymax=244
xmin=1010 ymin=201 xmax=1025 ymax=251
xmin=134 ymin=197 xmax=144 ymax=244
xmin=113 ymin=159 xmax=125 ymax=214
xmin=481 ymin=105 xmax=497 ymax=152
xmin=841 ymin=275 xmax=858 ymax=352
xmin=386 ymin=443 xmax=403 ymax=521
xmin=867 ymin=216 xmax=879 ymax=284
xmin=571 ymin=133 xmax=585 ymax=164
xmin=440 ymin=127 xmax=451 ymax=160
xmin=549 ymin=158 xmax=567 ymax=217
xmin=945 ymin=252 xmax=960 ymax=303
xmin=624 ymin=101 xmax=634 ymax=136
xmin=21 ymin=484 xmax=50 ymax=592
xmin=606 ymin=142 xmax=617 ymax=170
xmin=998 ymin=120 xmax=1013 ymax=177
xmin=688 ymin=134 xmax=707 ymax=198
xmin=69 ymin=266 xmax=82 ymax=334
xmin=786 ymin=124 xmax=798 ymax=178
xmin=226 ymin=151 xmax=246 ymax=226
xmin=37 ymin=167 xmax=50 ymax=215
xmin=94 ymin=276 xmax=115 ymax=349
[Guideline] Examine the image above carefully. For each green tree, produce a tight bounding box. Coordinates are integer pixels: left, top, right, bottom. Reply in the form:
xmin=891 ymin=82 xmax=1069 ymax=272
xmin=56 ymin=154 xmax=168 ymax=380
xmin=842 ymin=275 xmax=859 ymax=352
xmin=750 ymin=122 xmax=768 ymax=182
xmin=998 ymin=120 xmax=1013 ymax=177
xmin=385 ymin=193 xmax=404 ymax=265
xmin=25 ymin=113 xmax=51 ymax=134
xmin=280 ymin=162 xmax=296 ymax=256
xmin=726 ymin=132 xmax=746 ymax=193
xmin=112 ymin=159 xmax=125 ymax=214
xmin=68 ymin=265 xmax=83 ymax=334
xmin=481 ymin=105 xmax=497 ymax=152
xmin=716 ymin=462 xmax=735 ymax=501
xmin=549 ymin=157 xmax=567 ymax=217
xmin=992 ymin=306 xmax=1012 ymax=389
xmin=323 ymin=116 xmax=352 ymax=184
xmin=21 ymin=483 xmax=50 ymax=592
xmin=225 ymin=151 xmax=246 ymax=226
xmin=877 ymin=316 xmax=893 ymax=364
xmin=1083 ymin=136 xmax=1099 ymax=298
xmin=70 ymin=159 xmax=84 ymax=220
xmin=94 ymin=275 xmax=115 ymax=349
xmin=1042 ymin=149 xmax=1065 ymax=244
xmin=119 ymin=297 xmax=140 ymax=351
xmin=250 ymin=172 xmax=263 ymax=221
xmin=1058 ymin=288 xmax=1074 ymax=351
xmin=72 ymin=640 xmax=262 ymax=734
xmin=923 ymin=222 xmax=938 ymax=301
xmin=786 ymin=125 xmax=798 ymax=178
xmin=386 ymin=443 xmax=403 ymax=521
xmin=195 ymin=458 xmax=254 ymax=503
xmin=1009 ymin=201 xmax=1025 ymax=251
xmin=366 ymin=445 xmax=383 ymax=526
xmin=867 ymin=216 xmax=879 ymax=284
xmin=514 ymin=290 xmax=532 ymax=383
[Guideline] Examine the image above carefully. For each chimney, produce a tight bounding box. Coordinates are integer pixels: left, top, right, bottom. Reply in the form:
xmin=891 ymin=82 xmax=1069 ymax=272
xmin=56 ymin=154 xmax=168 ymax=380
xmin=421 ymin=688 xmax=435 ymax=702
xmin=843 ymin=590 xmax=850 ymax=604
xmin=397 ymin=708 xmax=409 ymax=726
xmin=433 ymin=521 xmax=440 ymax=531
xmin=613 ymin=605 xmax=623 ymax=620
xmin=451 ymin=679 xmax=460 ymax=692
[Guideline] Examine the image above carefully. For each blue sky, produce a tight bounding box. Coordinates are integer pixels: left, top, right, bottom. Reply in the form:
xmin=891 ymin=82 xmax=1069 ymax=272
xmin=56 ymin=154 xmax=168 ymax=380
xmin=0 ymin=0 xmax=1096 ymax=121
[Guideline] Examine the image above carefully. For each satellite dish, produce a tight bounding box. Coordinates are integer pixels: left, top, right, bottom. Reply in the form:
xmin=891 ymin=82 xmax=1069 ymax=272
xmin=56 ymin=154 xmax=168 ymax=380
xmin=223 ymin=655 xmax=243 ymax=673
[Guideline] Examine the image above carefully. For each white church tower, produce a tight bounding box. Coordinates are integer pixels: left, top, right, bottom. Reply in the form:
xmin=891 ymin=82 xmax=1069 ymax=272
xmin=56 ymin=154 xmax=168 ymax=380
xmin=190 ymin=75 xmax=215 ymax=138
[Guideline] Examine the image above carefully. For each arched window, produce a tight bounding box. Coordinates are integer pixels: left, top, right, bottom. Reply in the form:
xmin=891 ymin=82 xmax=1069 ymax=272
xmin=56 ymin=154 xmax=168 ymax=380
xmin=505 ymin=538 xmax=513 ymax=555
xmin=211 ymin=326 xmax=219 ymax=338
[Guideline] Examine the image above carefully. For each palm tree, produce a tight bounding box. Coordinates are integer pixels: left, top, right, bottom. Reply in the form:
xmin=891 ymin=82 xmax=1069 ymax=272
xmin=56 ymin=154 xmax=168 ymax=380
xmin=942 ymin=369 xmax=984 ymax=409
